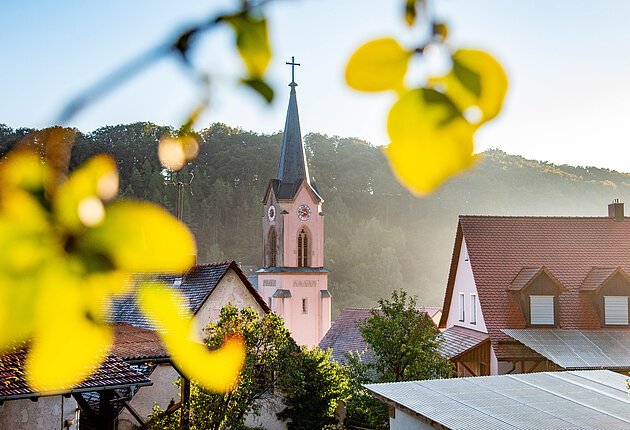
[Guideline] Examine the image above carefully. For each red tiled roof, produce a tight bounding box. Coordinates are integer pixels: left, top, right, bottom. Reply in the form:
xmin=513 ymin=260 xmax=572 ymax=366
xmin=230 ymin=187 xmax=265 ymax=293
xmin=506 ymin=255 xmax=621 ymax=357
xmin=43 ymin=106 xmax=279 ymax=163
xmin=112 ymin=323 xmax=168 ymax=361
xmin=580 ymin=266 xmax=630 ymax=292
xmin=0 ymin=345 xmax=151 ymax=400
xmin=440 ymin=216 xmax=630 ymax=360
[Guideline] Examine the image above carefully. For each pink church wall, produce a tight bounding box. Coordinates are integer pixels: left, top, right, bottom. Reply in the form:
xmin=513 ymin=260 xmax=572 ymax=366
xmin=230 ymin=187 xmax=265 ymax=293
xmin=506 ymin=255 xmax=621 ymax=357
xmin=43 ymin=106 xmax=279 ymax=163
xmin=259 ymin=272 xmax=329 ymax=347
xmin=280 ymin=185 xmax=324 ymax=267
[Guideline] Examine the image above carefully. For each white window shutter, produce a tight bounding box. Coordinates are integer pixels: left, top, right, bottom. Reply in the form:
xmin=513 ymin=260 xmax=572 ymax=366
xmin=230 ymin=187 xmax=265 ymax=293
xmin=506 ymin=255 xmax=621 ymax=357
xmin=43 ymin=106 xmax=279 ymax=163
xmin=530 ymin=295 xmax=554 ymax=325
xmin=604 ymin=296 xmax=628 ymax=325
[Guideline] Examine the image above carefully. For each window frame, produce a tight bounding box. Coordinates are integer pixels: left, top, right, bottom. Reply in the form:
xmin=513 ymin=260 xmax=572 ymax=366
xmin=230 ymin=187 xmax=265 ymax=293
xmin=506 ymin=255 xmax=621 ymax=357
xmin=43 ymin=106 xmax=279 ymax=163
xmin=458 ymin=293 xmax=465 ymax=322
xmin=470 ymin=293 xmax=477 ymax=325
xmin=301 ymin=298 xmax=308 ymax=314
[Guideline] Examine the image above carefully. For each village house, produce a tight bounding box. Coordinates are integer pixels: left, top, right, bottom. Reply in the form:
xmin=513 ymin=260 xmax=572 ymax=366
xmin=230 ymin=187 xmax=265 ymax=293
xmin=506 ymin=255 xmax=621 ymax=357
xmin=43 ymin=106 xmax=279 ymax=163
xmin=110 ymin=260 xmax=279 ymax=429
xmin=439 ymin=200 xmax=630 ymax=377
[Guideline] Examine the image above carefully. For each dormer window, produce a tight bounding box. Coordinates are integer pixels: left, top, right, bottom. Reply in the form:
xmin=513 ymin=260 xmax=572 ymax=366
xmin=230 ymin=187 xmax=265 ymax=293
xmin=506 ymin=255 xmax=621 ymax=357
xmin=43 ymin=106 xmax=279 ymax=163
xmin=581 ymin=267 xmax=630 ymax=326
xmin=508 ymin=267 xmax=566 ymax=327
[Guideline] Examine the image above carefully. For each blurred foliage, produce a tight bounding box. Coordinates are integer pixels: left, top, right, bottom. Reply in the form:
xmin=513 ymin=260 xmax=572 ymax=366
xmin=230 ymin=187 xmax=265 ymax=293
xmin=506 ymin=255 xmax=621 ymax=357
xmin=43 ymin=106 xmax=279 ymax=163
xmin=346 ymin=15 xmax=508 ymax=195
xmin=0 ymin=130 xmax=244 ymax=393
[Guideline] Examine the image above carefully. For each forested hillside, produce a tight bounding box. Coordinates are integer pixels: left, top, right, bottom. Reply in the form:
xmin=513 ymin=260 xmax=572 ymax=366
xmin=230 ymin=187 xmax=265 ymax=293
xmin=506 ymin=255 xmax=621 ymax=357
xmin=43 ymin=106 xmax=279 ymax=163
xmin=3 ymin=122 xmax=630 ymax=314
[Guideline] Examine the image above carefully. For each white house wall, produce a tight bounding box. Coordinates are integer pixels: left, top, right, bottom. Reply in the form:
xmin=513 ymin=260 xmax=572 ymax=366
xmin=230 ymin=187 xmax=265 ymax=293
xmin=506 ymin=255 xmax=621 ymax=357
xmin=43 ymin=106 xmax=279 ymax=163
xmin=194 ymin=268 xmax=266 ymax=338
xmin=0 ymin=395 xmax=78 ymax=430
xmin=117 ymin=364 xmax=180 ymax=430
xmin=445 ymin=238 xmax=499 ymax=374
xmin=390 ymin=408 xmax=435 ymax=430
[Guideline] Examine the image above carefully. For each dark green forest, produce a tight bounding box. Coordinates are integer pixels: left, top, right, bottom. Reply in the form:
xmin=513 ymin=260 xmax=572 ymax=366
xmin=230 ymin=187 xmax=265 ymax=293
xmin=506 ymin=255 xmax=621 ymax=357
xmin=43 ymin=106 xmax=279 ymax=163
xmin=3 ymin=122 xmax=630 ymax=314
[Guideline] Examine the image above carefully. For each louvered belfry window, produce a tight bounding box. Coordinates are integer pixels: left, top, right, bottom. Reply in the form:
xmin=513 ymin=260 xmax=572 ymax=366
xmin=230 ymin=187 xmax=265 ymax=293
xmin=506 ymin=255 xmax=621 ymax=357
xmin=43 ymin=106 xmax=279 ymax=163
xmin=604 ymin=296 xmax=629 ymax=325
xmin=269 ymin=228 xmax=277 ymax=267
xmin=530 ymin=295 xmax=554 ymax=325
xmin=297 ymin=229 xmax=309 ymax=267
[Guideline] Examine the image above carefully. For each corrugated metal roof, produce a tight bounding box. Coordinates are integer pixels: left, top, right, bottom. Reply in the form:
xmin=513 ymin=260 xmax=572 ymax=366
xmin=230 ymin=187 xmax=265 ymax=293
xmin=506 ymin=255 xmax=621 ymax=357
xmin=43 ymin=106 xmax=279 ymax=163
xmin=366 ymin=370 xmax=630 ymax=429
xmin=502 ymin=329 xmax=630 ymax=369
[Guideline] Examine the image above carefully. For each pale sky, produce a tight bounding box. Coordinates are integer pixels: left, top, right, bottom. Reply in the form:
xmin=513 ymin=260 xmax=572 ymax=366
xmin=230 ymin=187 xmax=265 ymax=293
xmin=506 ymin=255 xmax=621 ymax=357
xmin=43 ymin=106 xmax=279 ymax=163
xmin=2 ymin=1 xmax=630 ymax=171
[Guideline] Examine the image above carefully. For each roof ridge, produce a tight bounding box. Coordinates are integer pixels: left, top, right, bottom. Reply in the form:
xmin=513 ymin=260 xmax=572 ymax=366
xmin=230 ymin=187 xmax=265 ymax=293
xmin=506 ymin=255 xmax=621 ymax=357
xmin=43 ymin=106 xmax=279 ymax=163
xmin=193 ymin=260 xmax=234 ymax=268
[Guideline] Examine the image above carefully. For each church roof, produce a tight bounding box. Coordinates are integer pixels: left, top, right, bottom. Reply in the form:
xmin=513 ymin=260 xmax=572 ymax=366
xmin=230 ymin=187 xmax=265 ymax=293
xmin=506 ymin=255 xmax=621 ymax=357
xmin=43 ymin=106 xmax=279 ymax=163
xmin=265 ymin=77 xmax=323 ymax=203
xmin=277 ymin=83 xmax=309 ymax=185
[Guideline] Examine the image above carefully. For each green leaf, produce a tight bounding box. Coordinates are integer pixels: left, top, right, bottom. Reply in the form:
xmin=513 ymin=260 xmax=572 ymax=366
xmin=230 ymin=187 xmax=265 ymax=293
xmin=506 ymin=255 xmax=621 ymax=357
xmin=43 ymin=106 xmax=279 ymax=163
xmin=241 ymin=78 xmax=274 ymax=103
xmin=226 ymin=14 xmax=271 ymax=79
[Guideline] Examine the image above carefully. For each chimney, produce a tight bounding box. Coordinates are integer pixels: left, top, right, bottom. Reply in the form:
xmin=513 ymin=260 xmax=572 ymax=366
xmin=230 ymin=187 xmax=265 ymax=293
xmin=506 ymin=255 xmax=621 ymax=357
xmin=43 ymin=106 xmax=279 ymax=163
xmin=608 ymin=199 xmax=624 ymax=221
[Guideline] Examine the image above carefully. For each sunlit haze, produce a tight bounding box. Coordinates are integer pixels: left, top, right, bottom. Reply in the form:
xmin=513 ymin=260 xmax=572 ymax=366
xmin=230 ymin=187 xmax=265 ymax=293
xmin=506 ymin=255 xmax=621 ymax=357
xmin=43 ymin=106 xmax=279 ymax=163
xmin=2 ymin=1 xmax=630 ymax=171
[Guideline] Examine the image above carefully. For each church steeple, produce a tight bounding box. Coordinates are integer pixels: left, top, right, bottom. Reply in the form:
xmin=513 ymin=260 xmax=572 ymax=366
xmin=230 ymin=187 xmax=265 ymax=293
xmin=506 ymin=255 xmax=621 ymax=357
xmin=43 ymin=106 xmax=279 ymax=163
xmin=277 ymin=57 xmax=310 ymax=185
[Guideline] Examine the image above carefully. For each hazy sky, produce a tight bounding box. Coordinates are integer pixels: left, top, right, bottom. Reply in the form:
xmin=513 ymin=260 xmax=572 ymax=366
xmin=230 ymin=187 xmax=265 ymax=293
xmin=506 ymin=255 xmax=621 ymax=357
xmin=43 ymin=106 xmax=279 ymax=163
xmin=2 ymin=1 xmax=630 ymax=171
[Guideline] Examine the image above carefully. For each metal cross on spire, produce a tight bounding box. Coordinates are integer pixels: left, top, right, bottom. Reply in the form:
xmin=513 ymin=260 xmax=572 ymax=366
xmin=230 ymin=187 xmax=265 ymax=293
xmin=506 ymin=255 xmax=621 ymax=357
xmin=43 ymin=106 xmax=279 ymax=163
xmin=286 ymin=56 xmax=300 ymax=86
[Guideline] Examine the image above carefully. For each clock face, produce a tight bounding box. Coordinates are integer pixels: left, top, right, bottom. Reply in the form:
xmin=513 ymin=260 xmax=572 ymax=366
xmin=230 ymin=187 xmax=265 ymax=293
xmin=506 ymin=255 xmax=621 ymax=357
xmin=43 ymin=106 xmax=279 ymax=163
xmin=297 ymin=204 xmax=311 ymax=221
xmin=268 ymin=205 xmax=276 ymax=222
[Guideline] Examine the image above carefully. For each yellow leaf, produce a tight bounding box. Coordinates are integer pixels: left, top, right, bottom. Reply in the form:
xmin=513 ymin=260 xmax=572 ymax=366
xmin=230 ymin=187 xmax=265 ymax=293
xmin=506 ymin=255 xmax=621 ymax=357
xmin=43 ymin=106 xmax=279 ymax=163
xmin=429 ymin=49 xmax=508 ymax=124
xmin=78 ymin=200 xmax=196 ymax=273
xmin=26 ymin=271 xmax=112 ymax=392
xmin=385 ymin=88 xmax=477 ymax=195
xmin=158 ymin=135 xmax=199 ymax=171
xmin=53 ymin=155 xmax=118 ymax=232
xmin=0 ymin=150 xmax=49 ymax=193
xmin=346 ymin=38 xmax=411 ymax=92
xmin=138 ymin=283 xmax=245 ymax=392
xmin=226 ymin=14 xmax=271 ymax=78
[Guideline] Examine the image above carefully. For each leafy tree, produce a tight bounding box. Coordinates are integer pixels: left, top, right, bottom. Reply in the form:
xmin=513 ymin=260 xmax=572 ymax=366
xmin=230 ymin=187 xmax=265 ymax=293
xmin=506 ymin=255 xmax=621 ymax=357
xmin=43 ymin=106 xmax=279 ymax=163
xmin=360 ymin=289 xmax=451 ymax=382
xmin=344 ymin=290 xmax=453 ymax=428
xmin=276 ymin=347 xmax=348 ymax=429
xmin=188 ymin=305 xmax=296 ymax=430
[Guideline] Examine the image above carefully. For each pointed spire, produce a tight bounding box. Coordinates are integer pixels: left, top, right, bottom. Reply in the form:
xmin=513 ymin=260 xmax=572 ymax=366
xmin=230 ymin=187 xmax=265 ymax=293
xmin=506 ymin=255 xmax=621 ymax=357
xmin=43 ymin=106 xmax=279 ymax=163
xmin=277 ymin=57 xmax=310 ymax=185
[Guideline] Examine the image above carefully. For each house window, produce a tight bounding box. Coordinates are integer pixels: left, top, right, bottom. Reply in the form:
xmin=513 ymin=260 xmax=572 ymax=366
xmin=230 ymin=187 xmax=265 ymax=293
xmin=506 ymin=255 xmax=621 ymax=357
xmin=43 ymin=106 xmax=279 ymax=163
xmin=470 ymin=294 xmax=477 ymax=324
xmin=302 ymin=298 xmax=308 ymax=314
xmin=268 ymin=297 xmax=272 ymax=310
xmin=458 ymin=293 xmax=465 ymax=322
xmin=604 ymin=296 xmax=629 ymax=325
xmin=297 ymin=229 xmax=309 ymax=267
xmin=530 ymin=295 xmax=554 ymax=325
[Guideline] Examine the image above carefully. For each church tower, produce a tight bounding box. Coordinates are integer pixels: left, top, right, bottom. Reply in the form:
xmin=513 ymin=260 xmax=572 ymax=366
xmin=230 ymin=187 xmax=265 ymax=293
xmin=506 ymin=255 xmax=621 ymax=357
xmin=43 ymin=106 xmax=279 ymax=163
xmin=258 ymin=57 xmax=331 ymax=347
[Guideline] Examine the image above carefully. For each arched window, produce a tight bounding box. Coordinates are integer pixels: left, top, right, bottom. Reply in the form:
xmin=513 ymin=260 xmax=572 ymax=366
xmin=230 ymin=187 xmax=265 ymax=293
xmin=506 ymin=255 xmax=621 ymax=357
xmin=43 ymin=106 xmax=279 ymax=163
xmin=297 ymin=228 xmax=309 ymax=267
xmin=268 ymin=228 xmax=277 ymax=267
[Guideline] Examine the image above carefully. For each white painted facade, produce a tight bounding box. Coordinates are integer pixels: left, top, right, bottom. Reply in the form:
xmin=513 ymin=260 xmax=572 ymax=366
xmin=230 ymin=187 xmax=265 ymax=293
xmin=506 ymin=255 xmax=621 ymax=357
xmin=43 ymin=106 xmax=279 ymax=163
xmin=0 ymin=395 xmax=78 ymax=430
xmin=390 ymin=408 xmax=434 ymax=430
xmin=445 ymin=239 xmax=499 ymax=375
